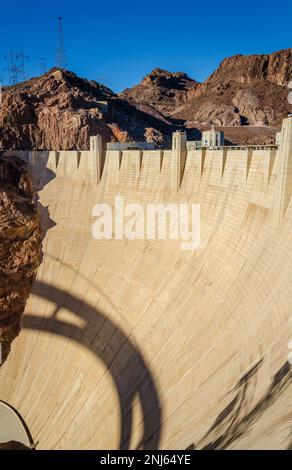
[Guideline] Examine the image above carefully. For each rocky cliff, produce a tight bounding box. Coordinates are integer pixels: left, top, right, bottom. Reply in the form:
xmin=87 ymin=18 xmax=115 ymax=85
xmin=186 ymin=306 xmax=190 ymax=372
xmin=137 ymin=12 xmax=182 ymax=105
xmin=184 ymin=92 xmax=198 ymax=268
xmin=122 ymin=49 xmax=292 ymax=128
xmin=0 ymin=69 xmax=173 ymax=150
xmin=176 ymin=49 xmax=292 ymax=127
xmin=0 ymin=49 xmax=291 ymax=149
xmin=203 ymin=49 xmax=292 ymax=87
xmin=121 ymin=68 xmax=198 ymax=117
xmin=0 ymin=155 xmax=42 ymax=365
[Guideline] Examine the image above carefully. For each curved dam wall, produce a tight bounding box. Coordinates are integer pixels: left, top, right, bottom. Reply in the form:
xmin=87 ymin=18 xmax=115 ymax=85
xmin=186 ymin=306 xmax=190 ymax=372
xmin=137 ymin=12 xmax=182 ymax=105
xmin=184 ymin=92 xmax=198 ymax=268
xmin=0 ymin=118 xmax=291 ymax=449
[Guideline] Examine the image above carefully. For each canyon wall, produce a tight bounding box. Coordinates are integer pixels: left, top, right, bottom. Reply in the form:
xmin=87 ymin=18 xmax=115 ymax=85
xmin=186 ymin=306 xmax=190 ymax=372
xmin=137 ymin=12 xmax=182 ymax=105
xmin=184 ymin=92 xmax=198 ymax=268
xmin=0 ymin=155 xmax=42 ymax=365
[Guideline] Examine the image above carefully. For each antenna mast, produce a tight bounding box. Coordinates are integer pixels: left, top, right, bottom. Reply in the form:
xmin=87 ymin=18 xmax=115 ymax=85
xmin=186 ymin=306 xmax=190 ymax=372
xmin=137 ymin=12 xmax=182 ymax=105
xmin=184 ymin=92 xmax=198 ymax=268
xmin=55 ymin=16 xmax=67 ymax=69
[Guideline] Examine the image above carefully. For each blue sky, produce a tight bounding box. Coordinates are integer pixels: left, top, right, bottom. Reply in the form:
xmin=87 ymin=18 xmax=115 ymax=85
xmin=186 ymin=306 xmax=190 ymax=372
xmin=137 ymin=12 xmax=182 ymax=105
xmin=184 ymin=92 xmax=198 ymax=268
xmin=0 ymin=0 xmax=291 ymax=91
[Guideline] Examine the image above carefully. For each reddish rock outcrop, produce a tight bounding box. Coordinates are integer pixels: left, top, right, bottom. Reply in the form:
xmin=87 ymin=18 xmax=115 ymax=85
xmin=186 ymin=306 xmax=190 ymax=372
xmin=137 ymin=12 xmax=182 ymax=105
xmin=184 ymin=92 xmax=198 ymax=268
xmin=203 ymin=49 xmax=292 ymax=87
xmin=122 ymin=49 xmax=292 ymax=130
xmin=0 ymin=49 xmax=291 ymax=149
xmin=0 ymin=155 xmax=42 ymax=365
xmin=174 ymin=49 xmax=292 ymax=127
xmin=0 ymin=69 xmax=173 ymax=150
xmin=121 ymin=68 xmax=198 ymax=117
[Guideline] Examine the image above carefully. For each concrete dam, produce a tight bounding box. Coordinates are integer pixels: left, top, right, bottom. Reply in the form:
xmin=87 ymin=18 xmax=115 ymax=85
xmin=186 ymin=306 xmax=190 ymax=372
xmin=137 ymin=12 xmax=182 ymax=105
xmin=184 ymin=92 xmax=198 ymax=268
xmin=0 ymin=117 xmax=291 ymax=450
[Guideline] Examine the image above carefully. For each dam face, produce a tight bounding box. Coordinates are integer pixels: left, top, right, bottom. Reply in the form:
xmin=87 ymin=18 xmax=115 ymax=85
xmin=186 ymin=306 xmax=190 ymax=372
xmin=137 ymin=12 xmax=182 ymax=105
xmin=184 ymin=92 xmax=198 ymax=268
xmin=0 ymin=118 xmax=291 ymax=450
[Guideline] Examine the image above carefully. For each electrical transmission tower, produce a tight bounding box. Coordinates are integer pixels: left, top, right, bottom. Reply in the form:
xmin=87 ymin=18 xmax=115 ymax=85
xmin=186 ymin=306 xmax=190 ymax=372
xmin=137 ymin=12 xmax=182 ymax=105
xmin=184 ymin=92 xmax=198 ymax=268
xmin=4 ymin=50 xmax=18 ymax=85
xmin=39 ymin=57 xmax=47 ymax=75
xmin=55 ymin=16 xmax=67 ymax=69
xmin=4 ymin=49 xmax=29 ymax=85
xmin=17 ymin=50 xmax=29 ymax=79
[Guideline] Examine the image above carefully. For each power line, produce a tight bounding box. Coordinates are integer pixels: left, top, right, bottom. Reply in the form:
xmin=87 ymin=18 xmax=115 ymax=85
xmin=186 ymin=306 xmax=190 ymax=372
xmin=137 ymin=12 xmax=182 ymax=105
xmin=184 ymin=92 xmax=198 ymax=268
xmin=55 ymin=16 xmax=67 ymax=69
xmin=4 ymin=49 xmax=29 ymax=85
xmin=16 ymin=50 xmax=29 ymax=79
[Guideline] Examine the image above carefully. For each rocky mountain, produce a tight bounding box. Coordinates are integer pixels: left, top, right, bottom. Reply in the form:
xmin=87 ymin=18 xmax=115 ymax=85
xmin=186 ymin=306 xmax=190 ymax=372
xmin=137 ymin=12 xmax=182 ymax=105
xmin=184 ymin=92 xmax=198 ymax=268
xmin=178 ymin=49 xmax=292 ymax=127
xmin=122 ymin=49 xmax=292 ymax=129
xmin=121 ymin=68 xmax=198 ymax=117
xmin=203 ymin=49 xmax=292 ymax=87
xmin=0 ymin=49 xmax=291 ymax=149
xmin=0 ymin=69 xmax=173 ymax=150
xmin=0 ymin=155 xmax=42 ymax=364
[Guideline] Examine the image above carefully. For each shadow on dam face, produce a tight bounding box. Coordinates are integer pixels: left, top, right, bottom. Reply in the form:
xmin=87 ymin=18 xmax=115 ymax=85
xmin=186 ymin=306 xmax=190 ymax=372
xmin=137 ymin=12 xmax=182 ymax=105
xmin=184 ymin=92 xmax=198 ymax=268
xmin=11 ymin=154 xmax=160 ymax=449
xmin=23 ymin=281 xmax=162 ymax=450
xmin=26 ymin=156 xmax=162 ymax=449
